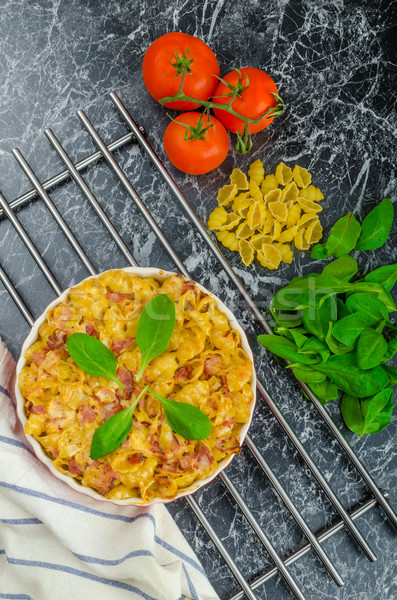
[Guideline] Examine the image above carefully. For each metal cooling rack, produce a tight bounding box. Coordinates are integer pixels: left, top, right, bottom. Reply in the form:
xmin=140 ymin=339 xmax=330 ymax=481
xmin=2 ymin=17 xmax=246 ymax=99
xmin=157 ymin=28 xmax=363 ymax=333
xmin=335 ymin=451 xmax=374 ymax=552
xmin=0 ymin=92 xmax=396 ymax=600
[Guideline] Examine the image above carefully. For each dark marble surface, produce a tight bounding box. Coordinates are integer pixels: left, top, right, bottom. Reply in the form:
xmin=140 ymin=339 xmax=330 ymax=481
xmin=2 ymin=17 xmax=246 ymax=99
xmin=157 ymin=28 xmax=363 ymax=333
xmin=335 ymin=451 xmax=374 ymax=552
xmin=0 ymin=1 xmax=396 ymax=599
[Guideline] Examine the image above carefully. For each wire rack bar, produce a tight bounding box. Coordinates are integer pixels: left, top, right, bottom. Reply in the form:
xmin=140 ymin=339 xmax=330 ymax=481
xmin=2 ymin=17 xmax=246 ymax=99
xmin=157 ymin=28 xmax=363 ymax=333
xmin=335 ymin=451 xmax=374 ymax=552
xmin=0 ymin=265 xmax=34 ymax=326
xmin=0 ymin=131 xmax=136 ymax=218
xmin=108 ymin=92 xmax=397 ymax=531
xmin=3 ymin=150 xmax=307 ymax=599
xmin=81 ymin=99 xmax=376 ymax=563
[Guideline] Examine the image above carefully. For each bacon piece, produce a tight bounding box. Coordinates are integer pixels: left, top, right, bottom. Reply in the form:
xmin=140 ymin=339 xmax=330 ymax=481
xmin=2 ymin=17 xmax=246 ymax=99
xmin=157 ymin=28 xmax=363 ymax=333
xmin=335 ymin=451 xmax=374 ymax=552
xmin=31 ymin=347 xmax=49 ymax=364
xmin=174 ymin=365 xmax=193 ymax=382
xmin=88 ymin=462 xmax=119 ymax=495
xmin=68 ymin=458 xmax=84 ymax=476
xmin=128 ymin=452 xmax=146 ymax=466
xmin=111 ymin=338 xmax=132 ymax=356
xmin=46 ymin=329 xmax=67 ymax=350
xmin=155 ymin=475 xmax=171 ymax=486
xmin=161 ymin=461 xmax=180 ymax=473
xmin=30 ymin=404 xmax=47 ymax=414
xmin=181 ymin=280 xmax=196 ymax=295
xmin=79 ymin=404 xmax=96 ymax=423
xmin=106 ymin=292 xmax=131 ymax=303
xmin=203 ymin=354 xmax=224 ymax=378
xmin=48 ymin=447 xmax=59 ymax=458
xmin=179 ymin=443 xmax=214 ymax=471
xmin=101 ymin=401 xmax=123 ymax=420
xmin=116 ymin=368 xmax=133 ymax=400
xmin=215 ymin=436 xmax=240 ymax=453
xmin=85 ymin=322 xmax=98 ymax=337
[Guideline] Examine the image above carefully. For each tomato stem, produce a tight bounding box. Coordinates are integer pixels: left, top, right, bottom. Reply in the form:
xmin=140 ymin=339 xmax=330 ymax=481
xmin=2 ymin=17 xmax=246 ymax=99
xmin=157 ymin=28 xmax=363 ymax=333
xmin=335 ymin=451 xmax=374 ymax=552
xmin=166 ymin=111 xmax=214 ymax=141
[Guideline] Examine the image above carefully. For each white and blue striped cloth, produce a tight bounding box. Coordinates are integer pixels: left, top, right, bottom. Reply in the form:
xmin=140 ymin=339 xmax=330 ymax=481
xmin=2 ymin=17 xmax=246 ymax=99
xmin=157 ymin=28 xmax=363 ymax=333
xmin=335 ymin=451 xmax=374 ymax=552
xmin=0 ymin=339 xmax=219 ymax=600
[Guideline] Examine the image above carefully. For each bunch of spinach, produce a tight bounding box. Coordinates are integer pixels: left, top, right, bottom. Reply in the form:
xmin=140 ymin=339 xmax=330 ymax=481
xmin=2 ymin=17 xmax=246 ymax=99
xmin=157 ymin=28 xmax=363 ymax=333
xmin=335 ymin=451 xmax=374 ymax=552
xmin=67 ymin=294 xmax=212 ymax=460
xmin=259 ymin=199 xmax=396 ymax=437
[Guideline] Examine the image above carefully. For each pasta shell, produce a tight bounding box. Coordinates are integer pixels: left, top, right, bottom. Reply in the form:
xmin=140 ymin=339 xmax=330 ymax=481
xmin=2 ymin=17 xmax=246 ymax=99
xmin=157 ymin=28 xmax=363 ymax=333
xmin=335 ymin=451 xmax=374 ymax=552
xmin=250 ymin=232 xmax=273 ymax=250
xmin=239 ymin=239 xmax=255 ymax=266
xmin=268 ymin=200 xmax=288 ymax=223
xmin=208 ymin=206 xmax=228 ymax=230
xmin=275 ymin=162 xmax=293 ymax=185
xmin=294 ymin=228 xmax=310 ymax=250
xmin=264 ymin=188 xmax=281 ymax=204
xmin=299 ymin=185 xmax=324 ymax=202
xmin=248 ymin=180 xmax=263 ymax=202
xmin=217 ymin=184 xmax=238 ymax=206
xmin=216 ymin=212 xmax=242 ymax=231
xmin=248 ymin=159 xmax=265 ymax=186
xmin=236 ymin=221 xmax=256 ymax=239
xmin=257 ymin=243 xmax=282 ymax=270
xmin=280 ymin=181 xmax=299 ymax=203
xmin=216 ymin=230 xmax=239 ymax=252
xmin=279 ymin=226 xmax=298 ymax=243
xmin=261 ymin=174 xmax=279 ymax=196
xmin=297 ymin=197 xmax=323 ymax=213
xmin=273 ymin=242 xmax=293 ymax=264
xmin=286 ymin=204 xmax=301 ymax=228
xmin=246 ymin=202 xmax=262 ymax=230
xmin=293 ymin=165 xmax=312 ymax=188
xmin=296 ymin=213 xmax=318 ymax=229
xmin=230 ymin=168 xmax=249 ymax=190
xmin=271 ymin=220 xmax=282 ymax=240
xmin=304 ymin=218 xmax=323 ymax=244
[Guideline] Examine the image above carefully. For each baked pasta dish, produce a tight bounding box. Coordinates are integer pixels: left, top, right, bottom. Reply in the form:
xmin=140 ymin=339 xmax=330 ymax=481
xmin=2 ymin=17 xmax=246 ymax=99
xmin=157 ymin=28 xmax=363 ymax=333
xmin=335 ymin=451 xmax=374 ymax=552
xmin=18 ymin=270 xmax=255 ymax=503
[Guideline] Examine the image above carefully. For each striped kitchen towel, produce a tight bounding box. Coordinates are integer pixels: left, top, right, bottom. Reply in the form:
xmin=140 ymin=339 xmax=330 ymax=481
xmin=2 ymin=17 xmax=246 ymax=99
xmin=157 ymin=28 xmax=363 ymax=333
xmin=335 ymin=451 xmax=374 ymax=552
xmin=0 ymin=338 xmax=219 ymax=600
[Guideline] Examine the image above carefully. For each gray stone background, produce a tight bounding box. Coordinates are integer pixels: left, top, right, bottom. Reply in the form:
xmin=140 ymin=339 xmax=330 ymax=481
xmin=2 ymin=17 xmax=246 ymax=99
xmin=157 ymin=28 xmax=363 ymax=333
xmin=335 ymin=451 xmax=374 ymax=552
xmin=0 ymin=1 xmax=396 ymax=599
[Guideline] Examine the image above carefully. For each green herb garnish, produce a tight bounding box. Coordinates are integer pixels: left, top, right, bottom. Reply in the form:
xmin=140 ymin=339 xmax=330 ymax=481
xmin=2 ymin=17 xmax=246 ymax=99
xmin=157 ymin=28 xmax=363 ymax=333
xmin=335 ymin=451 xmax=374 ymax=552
xmin=66 ymin=293 xmax=212 ymax=459
xmin=259 ymin=198 xmax=396 ymax=436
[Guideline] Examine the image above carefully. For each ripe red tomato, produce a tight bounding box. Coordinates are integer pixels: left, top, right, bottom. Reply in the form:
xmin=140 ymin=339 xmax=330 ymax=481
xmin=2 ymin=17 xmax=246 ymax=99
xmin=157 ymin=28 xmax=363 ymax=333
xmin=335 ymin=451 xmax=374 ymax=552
xmin=163 ymin=112 xmax=229 ymax=174
xmin=213 ymin=67 xmax=280 ymax=134
xmin=143 ymin=32 xmax=220 ymax=111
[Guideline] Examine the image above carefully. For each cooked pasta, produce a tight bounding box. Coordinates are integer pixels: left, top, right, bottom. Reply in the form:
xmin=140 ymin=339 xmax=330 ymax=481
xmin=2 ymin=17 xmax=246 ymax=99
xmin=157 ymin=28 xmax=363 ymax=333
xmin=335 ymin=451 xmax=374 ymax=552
xmin=19 ymin=271 xmax=254 ymax=503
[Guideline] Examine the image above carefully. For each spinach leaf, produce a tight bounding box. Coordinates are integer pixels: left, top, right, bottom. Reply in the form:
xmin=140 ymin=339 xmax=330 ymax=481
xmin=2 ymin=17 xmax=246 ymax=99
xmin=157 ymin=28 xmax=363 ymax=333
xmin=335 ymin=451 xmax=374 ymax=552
xmin=337 ymin=298 xmax=352 ymax=320
xmin=257 ymin=335 xmax=320 ymax=365
xmin=346 ymin=293 xmax=388 ymax=323
xmin=308 ymin=379 xmax=339 ymax=404
xmin=136 ymin=294 xmax=176 ymax=380
xmin=302 ymin=294 xmax=337 ymax=341
xmin=357 ymin=328 xmax=388 ymax=370
xmin=325 ymin=325 xmax=354 ymax=355
xmin=314 ymin=353 xmax=388 ymax=397
xmin=149 ymin=389 xmax=212 ymax=440
xmin=310 ymin=243 xmax=328 ymax=260
xmin=384 ymin=338 xmax=397 ymax=362
xmin=292 ymin=365 xmax=327 ymax=383
xmin=325 ymin=212 xmax=362 ymax=257
xmin=66 ymin=333 xmax=124 ymax=388
xmin=364 ymin=263 xmax=397 ymax=293
xmin=322 ymin=255 xmax=358 ymax=281
xmin=269 ymin=307 xmax=303 ymax=328
xmin=300 ymin=337 xmax=330 ymax=362
xmin=346 ymin=282 xmax=397 ymax=313
xmin=332 ymin=311 xmax=378 ymax=346
xmin=90 ymin=386 xmax=148 ymax=460
xmin=340 ymin=390 xmax=393 ymax=437
xmin=382 ymin=365 xmax=397 ymax=387
xmin=355 ymin=198 xmax=394 ymax=251
xmin=274 ymin=326 xmax=308 ymax=348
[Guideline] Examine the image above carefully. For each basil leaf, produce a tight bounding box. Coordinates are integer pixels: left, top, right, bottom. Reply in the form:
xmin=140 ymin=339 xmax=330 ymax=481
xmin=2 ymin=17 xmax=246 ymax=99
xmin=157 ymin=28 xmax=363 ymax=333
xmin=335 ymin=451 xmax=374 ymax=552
xmin=315 ymin=353 xmax=389 ymax=397
xmin=149 ymin=389 xmax=212 ymax=440
xmin=382 ymin=365 xmax=397 ymax=387
xmin=136 ymin=294 xmax=176 ymax=380
xmin=357 ymin=328 xmax=388 ymax=370
xmin=66 ymin=333 xmax=123 ymax=388
xmin=325 ymin=212 xmax=361 ymax=257
xmin=292 ymin=365 xmax=327 ymax=383
xmin=322 ymin=255 xmax=358 ymax=281
xmin=346 ymin=293 xmax=388 ymax=322
xmin=302 ymin=294 xmax=337 ymax=341
xmin=332 ymin=311 xmax=378 ymax=346
xmin=308 ymin=379 xmax=339 ymax=404
xmin=355 ymin=198 xmax=394 ymax=251
xmin=364 ymin=263 xmax=397 ymax=293
xmin=310 ymin=243 xmax=328 ymax=259
xmin=257 ymin=335 xmax=320 ymax=365
xmin=384 ymin=338 xmax=397 ymax=362
xmin=90 ymin=403 xmax=136 ymax=460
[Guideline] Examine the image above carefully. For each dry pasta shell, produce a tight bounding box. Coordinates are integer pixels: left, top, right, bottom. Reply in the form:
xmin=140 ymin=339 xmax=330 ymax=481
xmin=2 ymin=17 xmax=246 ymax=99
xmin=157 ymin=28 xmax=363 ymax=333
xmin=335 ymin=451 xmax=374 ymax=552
xmin=264 ymin=188 xmax=281 ymax=204
xmin=257 ymin=243 xmax=282 ymax=270
xmin=257 ymin=202 xmax=268 ymax=229
xmin=296 ymin=213 xmax=318 ymax=229
xmin=275 ymin=162 xmax=293 ymax=185
xmin=268 ymin=200 xmax=288 ymax=223
xmin=297 ymin=197 xmax=323 ymax=213
xmin=248 ymin=180 xmax=263 ymax=202
xmin=236 ymin=221 xmax=256 ymax=239
xmin=216 ymin=212 xmax=242 ymax=231
xmin=270 ymin=220 xmax=282 ymax=240
xmin=261 ymin=212 xmax=274 ymax=234
xmin=208 ymin=206 xmax=228 ymax=230
xmin=299 ymin=185 xmax=324 ymax=202
xmin=217 ymin=184 xmax=238 ymax=206
xmin=248 ymin=159 xmax=265 ymax=186
xmin=304 ymin=218 xmax=323 ymax=244
xmin=246 ymin=202 xmax=262 ymax=230
xmin=273 ymin=242 xmax=293 ymax=264
xmin=280 ymin=181 xmax=299 ymax=203
xmin=230 ymin=168 xmax=249 ymax=190
xmin=279 ymin=226 xmax=298 ymax=243
xmin=250 ymin=233 xmax=273 ymax=250
xmin=239 ymin=239 xmax=255 ymax=266
xmin=286 ymin=204 xmax=301 ymax=228
xmin=216 ymin=230 xmax=239 ymax=252
xmin=232 ymin=193 xmax=253 ymax=217
xmin=261 ymin=174 xmax=279 ymax=196
xmin=294 ymin=228 xmax=310 ymax=250
xmin=293 ymin=165 xmax=312 ymax=188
